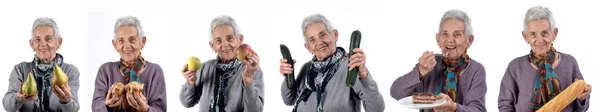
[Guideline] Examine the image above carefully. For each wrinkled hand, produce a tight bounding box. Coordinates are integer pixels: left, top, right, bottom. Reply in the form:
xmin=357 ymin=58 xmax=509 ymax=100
xmin=418 ymin=51 xmax=436 ymax=78
xmin=349 ymin=48 xmax=368 ymax=79
xmin=241 ymin=52 xmax=259 ymax=87
xmin=126 ymin=92 xmax=149 ymax=112
xmin=105 ymin=85 xmax=124 ymax=107
xmin=433 ymin=93 xmax=457 ymax=112
xmin=578 ymin=84 xmax=592 ymax=102
xmin=52 ymin=85 xmax=72 ymax=104
xmin=181 ymin=64 xmax=197 ymax=86
xmin=279 ymin=59 xmax=296 ymax=77
xmin=17 ymin=83 xmax=38 ymax=102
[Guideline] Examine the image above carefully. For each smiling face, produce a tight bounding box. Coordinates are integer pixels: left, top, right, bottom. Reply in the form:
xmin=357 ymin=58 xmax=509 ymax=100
xmin=304 ymin=23 xmax=338 ymax=61
xmin=113 ymin=26 xmax=146 ymax=62
xmin=522 ymin=19 xmax=557 ymax=55
xmin=210 ymin=25 xmax=243 ymax=62
xmin=30 ymin=26 xmax=62 ymax=63
xmin=436 ymin=18 xmax=473 ymax=59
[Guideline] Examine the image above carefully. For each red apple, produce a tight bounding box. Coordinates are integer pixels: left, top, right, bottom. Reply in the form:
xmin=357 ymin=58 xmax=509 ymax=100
xmin=237 ymin=44 xmax=253 ymax=61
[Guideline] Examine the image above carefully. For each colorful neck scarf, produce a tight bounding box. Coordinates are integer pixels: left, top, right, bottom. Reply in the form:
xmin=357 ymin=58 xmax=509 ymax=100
xmin=292 ymin=47 xmax=346 ymax=112
xmin=435 ymin=53 xmax=470 ymax=102
xmin=529 ymin=47 xmax=561 ymax=110
xmin=115 ymin=55 xmax=146 ymax=112
xmin=30 ymin=53 xmax=64 ymax=112
xmin=209 ymin=58 xmax=243 ymax=112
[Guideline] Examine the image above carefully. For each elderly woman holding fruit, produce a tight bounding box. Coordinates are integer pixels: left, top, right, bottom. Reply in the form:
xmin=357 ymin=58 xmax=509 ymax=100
xmin=390 ymin=10 xmax=487 ymax=112
xmin=179 ymin=15 xmax=264 ymax=112
xmin=3 ymin=17 xmax=80 ymax=112
xmin=498 ymin=6 xmax=591 ymax=112
xmin=91 ymin=16 xmax=167 ymax=112
xmin=279 ymin=14 xmax=384 ymax=112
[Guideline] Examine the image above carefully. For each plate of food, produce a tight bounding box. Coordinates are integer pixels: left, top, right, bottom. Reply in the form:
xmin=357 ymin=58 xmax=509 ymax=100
xmin=397 ymin=93 xmax=446 ymax=109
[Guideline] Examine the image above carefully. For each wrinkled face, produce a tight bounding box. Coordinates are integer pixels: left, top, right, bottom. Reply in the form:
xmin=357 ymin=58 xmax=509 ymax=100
xmin=304 ymin=23 xmax=338 ymax=61
xmin=523 ymin=19 xmax=556 ymax=55
xmin=436 ymin=18 xmax=472 ymax=59
xmin=30 ymin=26 xmax=62 ymax=62
xmin=113 ymin=26 xmax=146 ymax=62
xmin=210 ymin=25 xmax=243 ymax=61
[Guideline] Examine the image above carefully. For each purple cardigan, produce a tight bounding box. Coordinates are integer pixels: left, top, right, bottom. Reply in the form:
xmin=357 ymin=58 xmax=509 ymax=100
xmin=498 ymin=53 xmax=590 ymax=112
xmin=390 ymin=55 xmax=487 ymax=112
xmin=91 ymin=61 xmax=167 ymax=112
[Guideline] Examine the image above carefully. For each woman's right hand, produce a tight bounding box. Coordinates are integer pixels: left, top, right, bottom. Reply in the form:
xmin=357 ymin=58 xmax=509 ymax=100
xmin=418 ymin=51 xmax=436 ymax=78
xmin=17 ymin=83 xmax=37 ymax=102
xmin=279 ymin=59 xmax=295 ymax=77
xmin=105 ymin=85 xmax=124 ymax=107
xmin=182 ymin=64 xmax=197 ymax=86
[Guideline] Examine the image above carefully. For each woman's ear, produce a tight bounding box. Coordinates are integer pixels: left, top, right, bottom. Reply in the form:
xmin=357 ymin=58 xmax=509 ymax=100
xmin=468 ymin=35 xmax=474 ymax=46
xmin=112 ymin=39 xmax=118 ymax=52
xmin=552 ymin=28 xmax=559 ymax=40
xmin=209 ymin=41 xmax=217 ymax=53
xmin=57 ymin=37 xmax=63 ymax=50
xmin=333 ymin=29 xmax=339 ymax=42
xmin=141 ymin=36 xmax=147 ymax=48
xmin=304 ymin=43 xmax=311 ymax=54
xmin=239 ymin=34 xmax=244 ymax=43
xmin=30 ymin=39 xmax=35 ymax=51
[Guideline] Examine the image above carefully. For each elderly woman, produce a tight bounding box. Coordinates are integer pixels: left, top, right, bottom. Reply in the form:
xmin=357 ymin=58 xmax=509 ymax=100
xmin=498 ymin=6 xmax=591 ymax=112
xmin=179 ymin=15 xmax=264 ymax=112
xmin=390 ymin=10 xmax=487 ymax=112
xmin=279 ymin=14 xmax=384 ymax=112
xmin=2 ymin=17 xmax=80 ymax=112
xmin=91 ymin=16 xmax=167 ymax=112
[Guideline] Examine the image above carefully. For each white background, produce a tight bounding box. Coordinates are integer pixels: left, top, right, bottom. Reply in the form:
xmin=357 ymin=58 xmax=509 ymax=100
xmin=1 ymin=0 xmax=599 ymax=112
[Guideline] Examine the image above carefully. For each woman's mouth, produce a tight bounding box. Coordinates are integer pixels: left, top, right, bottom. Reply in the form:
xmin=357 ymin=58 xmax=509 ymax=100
xmin=445 ymin=45 xmax=456 ymax=50
xmin=38 ymin=49 xmax=49 ymax=52
xmin=122 ymin=50 xmax=134 ymax=54
xmin=221 ymin=49 xmax=233 ymax=53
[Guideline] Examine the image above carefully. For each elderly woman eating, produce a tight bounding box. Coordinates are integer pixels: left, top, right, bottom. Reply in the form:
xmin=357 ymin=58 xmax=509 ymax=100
xmin=91 ymin=16 xmax=167 ymax=112
xmin=279 ymin=14 xmax=384 ymax=112
xmin=3 ymin=17 xmax=81 ymax=112
xmin=390 ymin=10 xmax=487 ymax=112
xmin=179 ymin=15 xmax=264 ymax=112
xmin=498 ymin=6 xmax=591 ymax=112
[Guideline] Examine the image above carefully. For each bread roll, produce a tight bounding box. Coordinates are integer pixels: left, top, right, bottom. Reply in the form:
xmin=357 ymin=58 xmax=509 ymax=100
xmin=125 ymin=81 xmax=144 ymax=94
xmin=536 ymin=80 xmax=587 ymax=112
xmin=111 ymin=82 xmax=125 ymax=96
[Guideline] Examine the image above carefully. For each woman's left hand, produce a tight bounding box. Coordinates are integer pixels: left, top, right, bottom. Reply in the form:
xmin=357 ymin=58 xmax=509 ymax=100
xmin=126 ymin=92 xmax=149 ymax=112
xmin=433 ymin=93 xmax=457 ymax=112
xmin=578 ymin=84 xmax=592 ymax=102
xmin=241 ymin=52 xmax=260 ymax=87
xmin=52 ymin=85 xmax=72 ymax=104
xmin=349 ymin=48 xmax=368 ymax=79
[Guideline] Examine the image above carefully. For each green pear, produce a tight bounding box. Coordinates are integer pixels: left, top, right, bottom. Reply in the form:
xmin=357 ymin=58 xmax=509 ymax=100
xmin=52 ymin=64 xmax=68 ymax=86
xmin=187 ymin=56 xmax=201 ymax=71
xmin=21 ymin=72 xmax=37 ymax=96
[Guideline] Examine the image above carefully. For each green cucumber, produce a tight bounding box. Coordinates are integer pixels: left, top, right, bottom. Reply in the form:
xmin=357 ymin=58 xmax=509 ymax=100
xmin=346 ymin=30 xmax=362 ymax=88
xmin=280 ymin=44 xmax=295 ymax=89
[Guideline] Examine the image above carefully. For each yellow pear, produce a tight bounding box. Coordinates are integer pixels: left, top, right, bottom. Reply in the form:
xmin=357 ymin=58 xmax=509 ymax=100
xmin=187 ymin=56 xmax=201 ymax=71
xmin=52 ymin=64 xmax=69 ymax=86
xmin=21 ymin=72 xmax=37 ymax=96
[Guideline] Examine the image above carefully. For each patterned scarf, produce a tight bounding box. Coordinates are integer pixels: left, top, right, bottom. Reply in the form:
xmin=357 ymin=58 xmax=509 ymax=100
xmin=529 ymin=47 xmax=561 ymax=110
xmin=435 ymin=52 xmax=470 ymax=102
xmin=292 ymin=47 xmax=345 ymax=112
xmin=30 ymin=53 xmax=63 ymax=112
xmin=209 ymin=58 xmax=243 ymax=112
xmin=115 ymin=55 xmax=146 ymax=112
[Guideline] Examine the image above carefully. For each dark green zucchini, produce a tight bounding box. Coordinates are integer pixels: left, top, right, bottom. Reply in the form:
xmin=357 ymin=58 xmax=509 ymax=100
xmin=346 ymin=30 xmax=362 ymax=88
xmin=280 ymin=44 xmax=295 ymax=89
